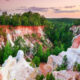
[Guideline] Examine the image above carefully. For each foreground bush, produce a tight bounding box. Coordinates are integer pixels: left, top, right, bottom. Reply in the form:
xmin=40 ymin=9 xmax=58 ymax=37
xmin=3 ymin=42 xmax=13 ymax=63
xmin=56 ymin=55 xmax=68 ymax=71
xmin=33 ymin=43 xmax=51 ymax=63
xmin=36 ymin=73 xmax=55 ymax=80
xmin=46 ymin=73 xmax=55 ymax=80
xmin=73 ymin=62 xmax=80 ymax=71
xmin=36 ymin=75 xmax=44 ymax=80
xmin=32 ymin=56 xmax=40 ymax=67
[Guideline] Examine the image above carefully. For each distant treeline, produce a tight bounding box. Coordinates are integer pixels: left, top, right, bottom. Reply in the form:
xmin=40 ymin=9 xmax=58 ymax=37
xmin=0 ymin=11 xmax=80 ymax=26
xmin=0 ymin=11 xmax=48 ymax=26
xmin=47 ymin=18 xmax=80 ymax=26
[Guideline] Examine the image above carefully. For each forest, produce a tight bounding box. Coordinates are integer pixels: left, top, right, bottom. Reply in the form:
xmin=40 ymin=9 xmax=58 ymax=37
xmin=0 ymin=11 xmax=48 ymax=26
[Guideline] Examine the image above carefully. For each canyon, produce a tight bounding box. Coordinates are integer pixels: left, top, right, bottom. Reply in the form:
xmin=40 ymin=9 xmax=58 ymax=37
xmin=0 ymin=25 xmax=52 ymax=50
xmin=0 ymin=34 xmax=80 ymax=80
xmin=0 ymin=25 xmax=80 ymax=80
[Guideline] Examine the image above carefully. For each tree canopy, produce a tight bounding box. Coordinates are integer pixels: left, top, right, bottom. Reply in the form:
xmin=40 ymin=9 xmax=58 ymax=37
xmin=0 ymin=11 xmax=48 ymax=26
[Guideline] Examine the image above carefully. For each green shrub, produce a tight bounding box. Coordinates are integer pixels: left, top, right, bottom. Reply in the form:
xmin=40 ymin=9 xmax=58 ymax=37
xmin=14 ymin=36 xmax=25 ymax=48
xmin=0 ymin=37 xmax=30 ymax=65
xmin=56 ymin=55 xmax=68 ymax=71
xmin=30 ymin=62 xmax=36 ymax=68
xmin=36 ymin=73 xmax=55 ymax=80
xmin=32 ymin=56 xmax=40 ymax=67
xmin=14 ymin=36 xmax=30 ymax=54
xmin=33 ymin=43 xmax=43 ymax=61
xmin=3 ymin=42 xmax=13 ymax=63
xmin=53 ymin=44 xmax=65 ymax=55
xmin=26 ymin=58 xmax=31 ymax=62
xmin=46 ymin=73 xmax=55 ymax=80
xmin=73 ymin=62 xmax=80 ymax=71
xmin=36 ymin=75 xmax=44 ymax=80
xmin=0 ymin=47 xmax=4 ymax=64
xmin=33 ymin=43 xmax=51 ymax=63
xmin=32 ymin=33 xmax=37 ymax=38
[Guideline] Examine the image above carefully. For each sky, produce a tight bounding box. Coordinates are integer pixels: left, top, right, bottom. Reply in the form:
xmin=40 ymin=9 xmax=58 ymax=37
xmin=0 ymin=0 xmax=80 ymax=18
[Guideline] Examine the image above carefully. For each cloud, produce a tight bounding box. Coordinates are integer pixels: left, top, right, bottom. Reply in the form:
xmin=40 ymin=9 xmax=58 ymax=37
xmin=49 ymin=7 xmax=80 ymax=13
xmin=53 ymin=8 xmax=80 ymax=13
xmin=49 ymin=5 xmax=79 ymax=13
xmin=15 ymin=7 xmax=48 ymax=12
xmin=1 ymin=6 xmax=80 ymax=15
xmin=28 ymin=7 xmax=48 ymax=12
xmin=64 ymin=5 xmax=76 ymax=8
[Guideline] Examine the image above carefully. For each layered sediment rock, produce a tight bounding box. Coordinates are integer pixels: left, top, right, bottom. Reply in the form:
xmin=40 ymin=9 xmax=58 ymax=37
xmin=0 ymin=25 xmax=52 ymax=50
xmin=39 ymin=34 xmax=80 ymax=80
xmin=47 ymin=35 xmax=80 ymax=70
xmin=53 ymin=70 xmax=80 ymax=80
xmin=0 ymin=25 xmax=44 ymax=46
xmin=0 ymin=50 xmax=37 ymax=80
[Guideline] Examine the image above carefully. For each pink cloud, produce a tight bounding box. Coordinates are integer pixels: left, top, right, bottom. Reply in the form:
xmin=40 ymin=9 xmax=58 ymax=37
xmin=0 ymin=0 xmax=80 ymax=18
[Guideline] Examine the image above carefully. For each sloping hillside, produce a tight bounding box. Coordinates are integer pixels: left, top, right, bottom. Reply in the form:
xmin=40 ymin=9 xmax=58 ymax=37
xmin=0 ymin=25 xmax=52 ymax=49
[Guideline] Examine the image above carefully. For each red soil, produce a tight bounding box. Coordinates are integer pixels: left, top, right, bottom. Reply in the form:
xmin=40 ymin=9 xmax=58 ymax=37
xmin=39 ymin=63 xmax=52 ymax=76
xmin=72 ymin=36 xmax=80 ymax=48
xmin=0 ymin=74 xmax=2 ymax=80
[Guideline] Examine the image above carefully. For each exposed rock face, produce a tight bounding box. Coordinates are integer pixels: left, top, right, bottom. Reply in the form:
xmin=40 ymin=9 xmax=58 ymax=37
xmin=39 ymin=35 xmax=80 ymax=79
xmin=53 ymin=70 xmax=80 ymax=80
xmin=0 ymin=25 xmax=44 ymax=36
xmin=0 ymin=25 xmax=44 ymax=46
xmin=70 ymin=25 xmax=80 ymax=36
xmin=0 ymin=50 xmax=37 ymax=80
xmin=47 ymin=35 xmax=80 ymax=70
xmin=0 ymin=25 xmax=52 ymax=50
xmin=39 ymin=64 xmax=80 ymax=80
xmin=39 ymin=63 xmax=52 ymax=76
xmin=72 ymin=34 xmax=80 ymax=48
xmin=0 ymin=74 xmax=2 ymax=80
xmin=48 ymin=48 xmax=80 ymax=70
xmin=7 ymin=33 xmax=14 ymax=47
xmin=14 ymin=26 xmax=44 ymax=37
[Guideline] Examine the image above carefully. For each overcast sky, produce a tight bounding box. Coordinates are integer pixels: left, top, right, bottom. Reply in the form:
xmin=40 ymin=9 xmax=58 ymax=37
xmin=0 ymin=0 xmax=80 ymax=18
